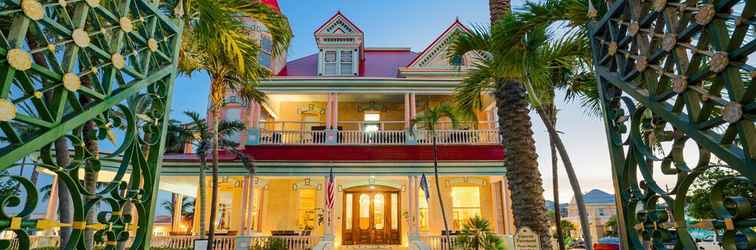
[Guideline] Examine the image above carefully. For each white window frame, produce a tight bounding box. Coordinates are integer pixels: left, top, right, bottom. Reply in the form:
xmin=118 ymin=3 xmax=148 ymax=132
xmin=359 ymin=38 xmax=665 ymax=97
xmin=320 ymin=48 xmax=357 ymax=76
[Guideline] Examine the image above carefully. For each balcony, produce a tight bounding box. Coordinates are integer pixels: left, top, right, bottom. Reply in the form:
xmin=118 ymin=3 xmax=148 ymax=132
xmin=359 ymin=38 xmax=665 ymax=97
xmin=252 ymin=121 xmax=500 ymax=145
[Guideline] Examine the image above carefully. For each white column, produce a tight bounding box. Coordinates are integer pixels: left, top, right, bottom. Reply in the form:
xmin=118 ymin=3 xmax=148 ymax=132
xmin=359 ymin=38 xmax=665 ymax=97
xmin=314 ymin=176 xmax=335 ymax=250
xmin=246 ymin=177 xmax=256 ymax=235
xmin=410 ymin=93 xmax=417 ymax=119
xmin=45 ymin=177 xmax=59 ymax=235
xmin=405 ymin=93 xmax=411 ymax=129
xmin=172 ymin=194 xmax=184 ymax=233
xmin=239 ymin=177 xmax=249 ymax=234
xmin=408 ymin=176 xmax=417 ymax=234
xmin=332 ymin=93 xmax=339 ymax=129
xmin=325 ymin=93 xmax=333 ymax=130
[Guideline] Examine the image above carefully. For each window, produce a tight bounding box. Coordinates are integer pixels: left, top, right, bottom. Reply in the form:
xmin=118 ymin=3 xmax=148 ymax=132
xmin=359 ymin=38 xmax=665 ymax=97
xmin=418 ymin=189 xmax=429 ymax=231
xmin=297 ymin=189 xmax=317 ymax=230
xmin=324 ymin=51 xmax=338 ymax=75
xmin=322 ymin=49 xmax=355 ymax=76
xmin=340 ymin=50 xmax=353 ymax=75
xmin=259 ymin=36 xmax=273 ymax=69
xmin=451 ymin=186 xmax=481 ymax=229
xmin=598 ymin=208 xmax=606 ymax=216
xmin=364 ymin=112 xmax=380 ymax=132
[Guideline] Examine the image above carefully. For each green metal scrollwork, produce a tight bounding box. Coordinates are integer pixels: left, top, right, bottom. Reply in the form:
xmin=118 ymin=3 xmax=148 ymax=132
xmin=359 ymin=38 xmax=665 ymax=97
xmin=590 ymin=0 xmax=754 ymax=249
xmin=0 ymin=0 xmax=182 ymax=249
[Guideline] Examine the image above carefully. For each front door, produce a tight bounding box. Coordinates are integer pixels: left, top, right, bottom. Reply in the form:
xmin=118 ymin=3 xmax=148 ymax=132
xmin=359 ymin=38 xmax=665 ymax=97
xmin=342 ymin=186 xmax=401 ymax=245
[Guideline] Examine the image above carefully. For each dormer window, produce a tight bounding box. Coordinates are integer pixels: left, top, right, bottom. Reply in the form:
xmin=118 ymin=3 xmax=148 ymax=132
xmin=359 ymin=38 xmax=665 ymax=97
xmin=315 ymin=12 xmax=364 ymax=77
xmin=322 ymin=49 xmax=356 ymax=76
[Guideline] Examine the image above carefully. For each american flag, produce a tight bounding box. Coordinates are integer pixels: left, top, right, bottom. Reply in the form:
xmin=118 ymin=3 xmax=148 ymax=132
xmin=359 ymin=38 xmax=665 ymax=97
xmin=326 ymin=168 xmax=335 ymax=209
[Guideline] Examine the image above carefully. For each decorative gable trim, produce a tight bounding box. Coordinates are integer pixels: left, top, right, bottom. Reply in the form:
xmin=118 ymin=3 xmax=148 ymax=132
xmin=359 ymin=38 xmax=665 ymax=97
xmin=314 ymin=11 xmax=364 ymax=36
xmin=407 ymin=19 xmax=470 ymax=68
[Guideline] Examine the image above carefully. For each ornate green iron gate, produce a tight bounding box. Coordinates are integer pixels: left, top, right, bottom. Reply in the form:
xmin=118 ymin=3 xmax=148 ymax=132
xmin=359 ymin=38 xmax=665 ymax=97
xmin=0 ymin=0 xmax=182 ymax=249
xmin=590 ymin=0 xmax=754 ymax=249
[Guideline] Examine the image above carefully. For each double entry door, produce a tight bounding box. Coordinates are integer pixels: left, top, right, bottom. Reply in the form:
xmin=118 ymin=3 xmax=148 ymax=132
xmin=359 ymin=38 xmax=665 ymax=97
xmin=342 ymin=186 xmax=401 ymax=245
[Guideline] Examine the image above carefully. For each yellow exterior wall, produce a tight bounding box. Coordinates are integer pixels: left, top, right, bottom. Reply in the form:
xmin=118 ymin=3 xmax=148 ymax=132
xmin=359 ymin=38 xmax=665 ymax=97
xmin=189 ymin=176 xmax=513 ymax=240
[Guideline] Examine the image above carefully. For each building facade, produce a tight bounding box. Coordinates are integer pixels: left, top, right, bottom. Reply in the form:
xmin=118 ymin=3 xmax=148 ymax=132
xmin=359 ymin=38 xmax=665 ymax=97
xmin=157 ymin=11 xmax=515 ymax=249
xmin=565 ymin=189 xmax=617 ymax=240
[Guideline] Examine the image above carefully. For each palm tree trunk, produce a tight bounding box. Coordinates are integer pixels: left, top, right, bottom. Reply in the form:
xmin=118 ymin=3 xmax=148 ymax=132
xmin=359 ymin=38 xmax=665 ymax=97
xmin=535 ymin=107 xmax=593 ymax=250
xmin=547 ymin=105 xmax=565 ymax=250
xmin=431 ymin=133 xmax=452 ymax=249
xmin=489 ymin=0 xmax=511 ymax=25
xmin=55 ymin=138 xmax=73 ymax=250
xmin=208 ymin=106 xmax=221 ymax=249
xmin=199 ymin=154 xmax=208 ymax=238
xmin=495 ymin=81 xmax=552 ymax=250
xmin=80 ymin=74 xmax=99 ymax=250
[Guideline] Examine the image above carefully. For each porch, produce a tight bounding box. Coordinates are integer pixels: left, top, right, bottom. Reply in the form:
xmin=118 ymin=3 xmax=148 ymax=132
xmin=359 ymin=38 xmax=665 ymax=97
xmin=147 ymin=175 xmax=515 ymax=250
xmin=215 ymin=92 xmax=500 ymax=147
xmin=8 ymin=234 xmax=515 ymax=250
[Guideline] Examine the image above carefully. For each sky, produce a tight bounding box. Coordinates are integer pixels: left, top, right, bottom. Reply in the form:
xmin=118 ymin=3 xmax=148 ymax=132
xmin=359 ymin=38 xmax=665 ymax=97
xmin=170 ymin=0 xmax=621 ymax=202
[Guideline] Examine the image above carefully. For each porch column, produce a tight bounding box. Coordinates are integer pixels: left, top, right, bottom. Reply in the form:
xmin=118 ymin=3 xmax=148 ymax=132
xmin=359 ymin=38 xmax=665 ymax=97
xmin=408 ymin=175 xmax=430 ymax=250
xmin=332 ymin=93 xmax=339 ymax=129
xmin=410 ymin=92 xmax=417 ymax=119
xmin=246 ymin=177 xmax=256 ymax=235
xmin=171 ymin=193 xmax=184 ymax=233
xmin=45 ymin=177 xmax=59 ymax=235
xmin=404 ymin=93 xmax=411 ymax=129
xmin=325 ymin=93 xmax=333 ymax=129
xmin=313 ymin=175 xmax=335 ymax=250
xmin=239 ymin=176 xmax=249 ymax=234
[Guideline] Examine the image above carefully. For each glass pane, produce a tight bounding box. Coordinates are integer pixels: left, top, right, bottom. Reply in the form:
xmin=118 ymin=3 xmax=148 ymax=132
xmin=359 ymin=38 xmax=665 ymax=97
xmin=345 ymin=193 xmax=353 ymax=230
xmin=341 ymin=50 xmax=353 ymax=62
xmin=374 ymin=193 xmax=384 ymax=230
xmin=341 ymin=63 xmax=353 ymax=75
xmin=325 ymin=63 xmax=338 ymax=75
xmin=325 ymin=51 xmax=337 ymax=62
xmin=359 ymin=193 xmax=370 ymax=230
xmin=391 ymin=193 xmax=398 ymax=230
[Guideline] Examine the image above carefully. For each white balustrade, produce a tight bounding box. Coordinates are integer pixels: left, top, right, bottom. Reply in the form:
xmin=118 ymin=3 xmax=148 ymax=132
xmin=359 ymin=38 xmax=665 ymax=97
xmin=5 ymin=235 xmax=317 ymax=250
xmin=419 ymin=235 xmax=460 ymax=250
xmin=258 ymin=127 xmax=500 ymax=145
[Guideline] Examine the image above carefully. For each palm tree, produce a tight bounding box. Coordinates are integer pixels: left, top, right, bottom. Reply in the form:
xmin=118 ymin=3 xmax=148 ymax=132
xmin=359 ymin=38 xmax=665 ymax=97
xmin=172 ymin=0 xmax=291 ymax=246
xmin=411 ymin=103 xmax=459 ymax=248
xmin=175 ymin=111 xmax=255 ymax=239
xmin=450 ymin=16 xmax=567 ymax=250
xmin=456 ymin=216 xmax=504 ymax=250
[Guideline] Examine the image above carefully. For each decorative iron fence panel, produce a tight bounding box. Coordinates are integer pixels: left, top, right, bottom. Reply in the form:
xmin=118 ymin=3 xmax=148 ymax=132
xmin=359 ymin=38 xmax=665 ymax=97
xmin=590 ymin=0 xmax=754 ymax=249
xmin=0 ymin=0 xmax=182 ymax=249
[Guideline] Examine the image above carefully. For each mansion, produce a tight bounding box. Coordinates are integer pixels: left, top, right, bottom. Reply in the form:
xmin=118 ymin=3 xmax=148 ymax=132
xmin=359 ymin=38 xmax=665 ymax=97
xmin=156 ymin=10 xmax=515 ymax=250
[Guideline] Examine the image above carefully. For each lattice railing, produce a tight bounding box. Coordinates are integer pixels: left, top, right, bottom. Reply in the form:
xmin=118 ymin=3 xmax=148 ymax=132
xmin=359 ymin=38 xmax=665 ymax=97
xmin=0 ymin=0 xmax=182 ymax=249
xmin=590 ymin=0 xmax=754 ymax=249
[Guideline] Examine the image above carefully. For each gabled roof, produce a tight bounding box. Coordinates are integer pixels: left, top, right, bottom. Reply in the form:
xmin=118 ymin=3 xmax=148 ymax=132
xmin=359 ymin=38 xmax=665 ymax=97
xmin=406 ymin=19 xmax=470 ymax=68
xmin=277 ymin=48 xmax=417 ymax=77
xmin=314 ymin=11 xmax=364 ymax=35
xmin=581 ymin=189 xmax=616 ymax=204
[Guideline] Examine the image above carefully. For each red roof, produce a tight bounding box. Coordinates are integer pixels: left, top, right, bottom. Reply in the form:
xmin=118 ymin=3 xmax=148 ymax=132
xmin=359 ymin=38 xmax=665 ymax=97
xmin=260 ymin=0 xmax=281 ymax=13
xmin=277 ymin=49 xmax=418 ymax=78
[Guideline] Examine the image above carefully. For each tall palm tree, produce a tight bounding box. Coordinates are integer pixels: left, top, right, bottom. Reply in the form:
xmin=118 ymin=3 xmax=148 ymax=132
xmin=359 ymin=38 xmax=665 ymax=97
xmin=173 ymin=0 xmax=291 ymax=246
xmin=175 ymin=111 xmax=255 ymax=239
xmin=450 ymin=18 xmax=564 ymax=250
xmin=411 ymin=103 xmax=459 ymax=248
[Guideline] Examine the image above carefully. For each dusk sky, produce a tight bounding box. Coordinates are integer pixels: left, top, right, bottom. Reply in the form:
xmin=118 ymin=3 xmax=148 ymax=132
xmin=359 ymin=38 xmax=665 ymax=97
xmin=170 ymin=0 xmax=621 ymax=202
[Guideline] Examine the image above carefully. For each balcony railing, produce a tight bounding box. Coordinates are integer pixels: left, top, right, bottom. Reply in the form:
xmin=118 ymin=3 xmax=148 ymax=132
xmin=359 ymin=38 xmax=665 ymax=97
xmin=255 ymin=121 xmax=499 ymax=145
xmin=6 ymin=235 xmax=315 ymax=250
